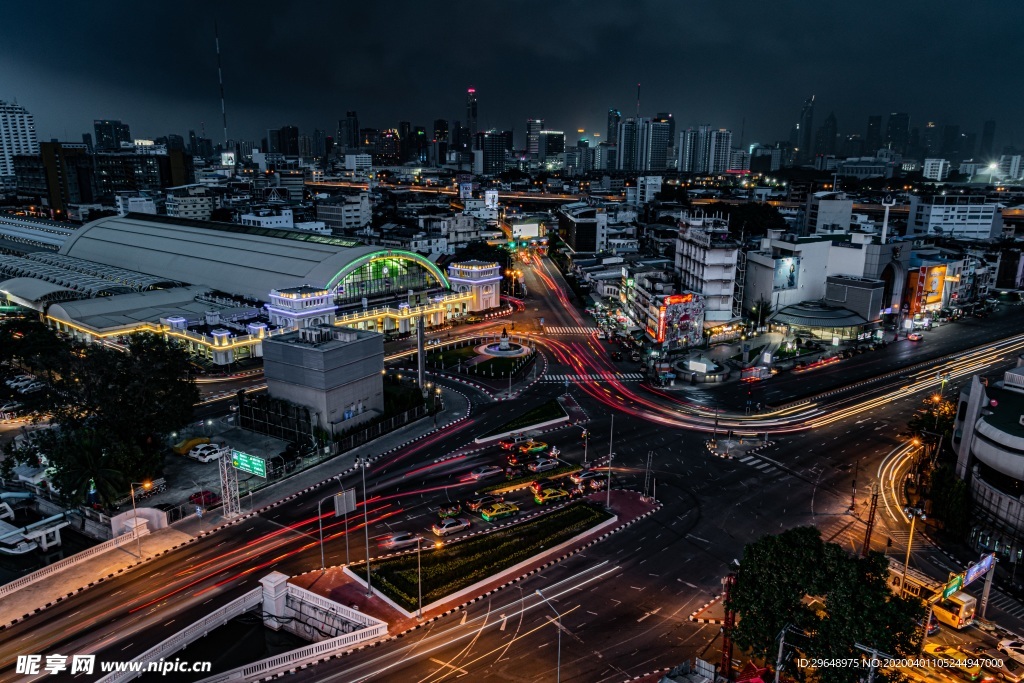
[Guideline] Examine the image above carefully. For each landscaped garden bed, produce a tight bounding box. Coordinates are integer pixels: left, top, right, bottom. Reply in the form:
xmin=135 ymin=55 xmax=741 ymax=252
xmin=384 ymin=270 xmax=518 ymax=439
xmin=370 ymin=502 xmax=611 ymax=612
xmin=479 ymin=399 xmax=567 ymax=438
xmin=477 ymin=463 xmax=583 ymax=494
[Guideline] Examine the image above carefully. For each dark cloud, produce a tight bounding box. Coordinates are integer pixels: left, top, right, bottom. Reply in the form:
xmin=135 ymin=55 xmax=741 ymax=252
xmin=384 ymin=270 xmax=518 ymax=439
xmin=3 ymin=1 xmax=1021 ymax=149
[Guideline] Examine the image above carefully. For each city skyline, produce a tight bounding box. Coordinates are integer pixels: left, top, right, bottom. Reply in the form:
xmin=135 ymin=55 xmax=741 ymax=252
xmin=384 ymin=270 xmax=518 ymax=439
xmin=3 ymin=2 xmax=1022 ymax=151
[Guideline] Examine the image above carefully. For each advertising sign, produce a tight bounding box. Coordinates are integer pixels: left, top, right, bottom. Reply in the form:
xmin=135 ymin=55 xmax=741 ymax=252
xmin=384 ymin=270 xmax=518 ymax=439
xmin=459 ymin=182 xmax=474 ymax=199
xmin=220 ymin=151 xmax=236 ymax=166
xmin=485 ymin=189 xmax=499 ymax=209
xmin=231 ymin=449 xmax=267 ymax=478
xmin=772 ymin=257 xmax=800 ymax=290
xmin=963 ymin=553 xmax=995 ymax=588
xmin=655 ymin=293 xmax=705 ymax=350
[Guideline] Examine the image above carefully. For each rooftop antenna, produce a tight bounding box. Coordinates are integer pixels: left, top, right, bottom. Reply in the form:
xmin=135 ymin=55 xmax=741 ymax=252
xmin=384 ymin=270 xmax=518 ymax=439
xmin=215 ymin=21 xmax=228 ymax=146
xmin=635 ymin=82 xmax=641 ymax=118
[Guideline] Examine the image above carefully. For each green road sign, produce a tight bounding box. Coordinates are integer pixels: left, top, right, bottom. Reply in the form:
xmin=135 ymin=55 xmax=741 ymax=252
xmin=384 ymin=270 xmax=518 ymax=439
xmin=943 ymin=573 xmax=964 ymax=599
xmin=231 ymin=449 xmax=266 ymax=478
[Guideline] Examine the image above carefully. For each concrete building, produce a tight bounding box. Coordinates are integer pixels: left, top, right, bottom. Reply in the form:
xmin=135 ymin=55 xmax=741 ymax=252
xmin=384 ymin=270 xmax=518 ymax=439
xmin=0 ymin=100 xmax=39 ymax=193
xmin=907 ymin=194 xmax=1001 ymax=240
xmin=166 ymin=184 xmax=216 ymax=220
xmin=674 ymin=213 xmax=740 ymax=323
xmin=446 ymin=261 xmax=501 ymax=311
xmin=557 ymin=202 xmax=608 ymax=252
xmin=953 ymin=363 xmax=1024 ymax=562
xmin=418 ymin=213 xmax=480 ymax=249
xmin=263 ymin=325 xmax=385 ymax=434
xmin=344 ymin=154 xmax=373 ymax=172
xmin=115 ymin=192 xmax=157 ymax=217
xmin=923 ymin=158 xmax=951 ymax=182
xmin=240 ymin=208 xmax=329 ymax=235
xmin=13 ymin=141 xmax=94 ymax=217
xmin=804 ymin=191 xmax=853 ymax=234
xmin=635 ymin=176 xmax=663 ymax=206
xmin=316 ymin=193 xmax=371 ymax=231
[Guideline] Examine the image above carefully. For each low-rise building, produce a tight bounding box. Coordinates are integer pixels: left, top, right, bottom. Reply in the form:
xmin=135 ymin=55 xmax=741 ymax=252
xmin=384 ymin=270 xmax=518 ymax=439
xmin=316 ymin=193 xmax=371 ymax=232
xmin=166 ymin=184 xmax=216 ymax=220
xmin=557 ymin=202 xmax=608 ymax=253
xmin=907 ymin=194 xmax=1001 ymax=240
xmin=674 ymin=213 xmax=739 ymax=324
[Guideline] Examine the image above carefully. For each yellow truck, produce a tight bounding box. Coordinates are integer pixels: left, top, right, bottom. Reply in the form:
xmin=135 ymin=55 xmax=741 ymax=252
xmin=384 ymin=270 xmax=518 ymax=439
xmin=172 ymin=436 xmax=210 ymax=456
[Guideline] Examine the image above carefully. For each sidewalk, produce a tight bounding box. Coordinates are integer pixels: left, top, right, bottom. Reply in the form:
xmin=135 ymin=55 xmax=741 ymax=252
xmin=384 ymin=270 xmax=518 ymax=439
xmin=0 ymin=527 xmax=192 ymax=627
xmin=0 ymin=386 xmax=472 ymax=626
xmin=290 ymin=490 xmax=659 ymax=637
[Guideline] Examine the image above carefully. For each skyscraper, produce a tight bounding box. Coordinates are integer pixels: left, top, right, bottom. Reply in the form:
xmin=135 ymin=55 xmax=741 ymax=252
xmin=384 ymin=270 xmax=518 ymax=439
xmin=885 ymin=112 xmax=910 ymax=155
xmin=654 ymin=112 xmax=675 ymax=146
xmin=865 ymin=115 xmax=882 ymax=154
xmin=466 ymin=88 xmax=478 ymax=141
xmin=639 ymin=118 xmax=672 ymax=171
xmin=526 ymin=119 xmax=544 ymax=157
xmin=538 ymin=130 xmax=565 ymax=160
xmin=433 ymin=119 xmax=449 ymax=143
xmin=796 ymin=96 xmax=814 ymax=163
xmin=814 ymin=112 xmax=838 ymax=157
xmin=338 ymin=111 xmax=359 ymax=151
xmin=980 ymin=120 xmax=996 ymax=159
xmin=607 ymin=109 xmax=621 ymax=144
xmin=615 ymin=118 xmax=639 ymax=171
xmin=93 ymin=119 xmax=132 ymax=151
xmin=0 ymin=100 xmax=39 ymax=191
xmin=677 ymin=128 xmax=697 ymax=172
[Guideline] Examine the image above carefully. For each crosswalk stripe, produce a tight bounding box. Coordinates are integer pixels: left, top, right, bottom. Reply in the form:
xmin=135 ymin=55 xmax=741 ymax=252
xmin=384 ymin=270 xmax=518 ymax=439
xmin=738 ymin=456 xmax=754 ymax=463
xmin=754 ymin=462 xmax=772 ymax=470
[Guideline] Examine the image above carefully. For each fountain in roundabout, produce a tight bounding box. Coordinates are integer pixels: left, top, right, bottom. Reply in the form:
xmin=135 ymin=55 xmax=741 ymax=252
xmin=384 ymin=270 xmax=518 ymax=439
xmin=476 ymin=327 xmax=531 ymax=357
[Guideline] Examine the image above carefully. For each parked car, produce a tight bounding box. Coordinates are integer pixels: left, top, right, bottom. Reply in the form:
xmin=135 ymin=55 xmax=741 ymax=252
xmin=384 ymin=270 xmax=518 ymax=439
xmin=432 ymin=517 xmax=471 ymax=536
xmin=187 ymin=444 xmax=224 ymax=463
xmin=379 ymin=531 xmax=422 ymax=550
xmin=0 ymin=401 xmax=24 ymax=413
xmin=480 ymin=502 xmax=519 ymax=522
xmin=189 ymin=490 xmax=221 ymax=506
xmin=5 ymin=374 xmax=34 ymax=387
xmin=518 ymin=441 xmax=548 ymax=454
xmin=468 ymin=465 xmax=504 ymax=480
xmin=907 ymin=332 xmax=923 ymax=341
xmin=527 ymin=458 xmax=560 ymax=473
xmin=534 ymin=488 xmax=570 ymax=505
xmin=18 ymin=382 xmax=46 ymax=394
xmin=465 ymin=494 xmax=504 ymax=512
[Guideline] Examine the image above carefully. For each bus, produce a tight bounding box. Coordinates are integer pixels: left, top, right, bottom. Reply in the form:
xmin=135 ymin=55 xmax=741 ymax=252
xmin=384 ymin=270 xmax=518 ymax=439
xmin=886 ymin=558 xmax=976 ymax=630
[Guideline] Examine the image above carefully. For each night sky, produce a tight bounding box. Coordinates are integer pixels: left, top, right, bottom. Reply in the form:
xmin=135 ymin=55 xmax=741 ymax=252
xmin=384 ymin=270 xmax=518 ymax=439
xmin=4 ymin=1 xmax=1021 ymax=150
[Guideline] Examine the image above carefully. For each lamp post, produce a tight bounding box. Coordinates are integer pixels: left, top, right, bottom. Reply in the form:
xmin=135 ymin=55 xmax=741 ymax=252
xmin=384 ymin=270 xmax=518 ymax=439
xmin=128 ymin=481 xmax=151 ymax=560
xmin=357 ymin=457 xmax=372 ymax=596
xmin=606 ymin=415 xmax=614 ymax=508
xmin=900 ymin=506 xmax=927 ymax=598
xmin=416 ymin=536 xmax=423 ymax=619
xmin=536 ymin=590 xmax=562 ymax=683
xmin=317 ymin=477 xmax=344 ymax=571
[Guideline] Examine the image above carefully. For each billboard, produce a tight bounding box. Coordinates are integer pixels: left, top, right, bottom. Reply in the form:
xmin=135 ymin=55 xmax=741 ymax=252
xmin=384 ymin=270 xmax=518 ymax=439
xmin=910 ymin=264 xmax=947 ymax=313
xmin=220 ymin=151 xmax=236 ymax=166
xmin=459 ymin=182 xmax=474 ymax=199
xmin=654 ymin=293 xmax=705 ymax=349
xmin=772 ymin=257 xmax=800 ymax=290
xmin=485 ymin=189 xmax=499 ymax=209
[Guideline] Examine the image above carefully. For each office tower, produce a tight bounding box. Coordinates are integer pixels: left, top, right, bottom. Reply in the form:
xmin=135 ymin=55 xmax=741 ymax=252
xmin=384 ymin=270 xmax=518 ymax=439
xmin=0 ymin=100 xmax=39 ymax=190
xmin=615 ymin=118 xmax=639 ymax=171
xmin=865 ymin=115 xmax=882 ymax=154
xmin=526 ymin=119 xmax=544 ymax=156
xmin=375 ymin=129 xmax=400 ymax=164
xmin=312 ymin=129 xmax=326 ymax=157
xmin=158 ymin=134 xmax=185 ymax=152
xmin=475 ymin=130 xmax=506 ymax=174
xmin=814 ymin=112 xmax=838 ymax=157
xmin=189 ymin=130 xmax=198 ymax=155
xmin=93 ymin=119 xmax=132 ymax=151
xmin=654 ymin=112 xmax=675 ymax=145
xmin=398 ymin=121 xmax=411 ymax=161
xmin=359 ymin=128 xmax=378 ymax=151
xmin=412 ymin=126 xmax=427 ymax=163
xmin=885 ymin=112 xmax=910 ymax=155
xmin=796 ymin=95 xmax=814 ymax=163
xmin=14 ymin=141 xmax=94 ymax=215
xmin=940 ymin=124 xmax=961 ymax=159
xmin=706 ymin=128 xmax=732 ymax=174
xmin=466 ymin=88 xmax=478 ymax=140
xmin=677 ymin=128 xmax=697 ymax=172
xmin=607 ymin=109 xmax=621 ymax=144
xmin=538 ymin=130 xmax=565 ymax=160
xmin=338 ymin=111 xmax=359 ymax=150
xmin=921 ymin=122 xmax=940 ymax=158
xmin=980 ymin=120 xmax=996 ymax=159
xmin=271 ymin=125 xmax=299 ymax=156
xmin=640 ymin=118 xmax=672 ymax=171
xmin=81 ymin=133 xmax=94 ymax=153
xmin=960 ymin=132 xmax=976 ymax=161
xmin=433 ymin=119 xmax=449 ymax=143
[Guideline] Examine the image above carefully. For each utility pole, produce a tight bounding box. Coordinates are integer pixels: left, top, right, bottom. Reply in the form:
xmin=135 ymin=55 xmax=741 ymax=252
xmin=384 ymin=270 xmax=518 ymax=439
xmin=862 ymin=483 xmax=879 ymax=557
xmin=774 ymin=626 xmax=789 ymax=683
xmin=849 ymin=458 xmax=860 ymax=512
xmin=721 ymin=574 xmax=736 ymax=681
xmin=642 ymin=450 xmax=654 ymax=501
xmin=606 ymin=414 xmax=614 ymax=508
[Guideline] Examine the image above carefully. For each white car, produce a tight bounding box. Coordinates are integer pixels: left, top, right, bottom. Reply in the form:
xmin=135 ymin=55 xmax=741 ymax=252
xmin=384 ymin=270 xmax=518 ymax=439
xmin=432 ymin=517 xmax=471 ymax=536
xmin=18 ymin=382 xmax=46 ymax=394
xmin=527 ymin=458 xmax=560 ymax=473
xmin=1000 ymin=640 xmax=1024 ymax=665
xmin=187 ymin=444 xmax=224 ymax=462
xmin=0 ymin=401 xmax=23 ymax=412
xmin=379 ymin=532 xmax=422 ymax=550
xmin=468 ymin=465 xmax=503 ymax=480
xmin=8 ymin=377 xmax=36 ymax=389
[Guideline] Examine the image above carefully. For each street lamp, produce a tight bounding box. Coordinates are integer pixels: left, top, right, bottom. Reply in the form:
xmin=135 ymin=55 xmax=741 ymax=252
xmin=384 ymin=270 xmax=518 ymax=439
xmin=900 ymin=506 xmax=927 ymax=598
xmin=356 ymin=457 xmax=373 ymax=596
xmin=128 ymin=481 xmax=151 ymax=560
xmin=317 ymin=477 xmax=344 ymax=571
xmin=536 ymin=590 xmax=562 ymax=683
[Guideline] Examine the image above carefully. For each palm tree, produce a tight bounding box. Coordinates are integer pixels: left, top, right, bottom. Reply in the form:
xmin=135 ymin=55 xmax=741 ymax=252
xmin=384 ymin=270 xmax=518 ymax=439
xmin=50 ymin=430 xmax=126 ymax=506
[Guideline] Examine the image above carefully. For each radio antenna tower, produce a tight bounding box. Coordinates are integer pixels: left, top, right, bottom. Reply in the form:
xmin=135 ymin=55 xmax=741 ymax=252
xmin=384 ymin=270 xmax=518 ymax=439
xmin=215 ymin=21 xmax=228 ymax=146
xmin=635 ymin=82 xmax=641 ymax=118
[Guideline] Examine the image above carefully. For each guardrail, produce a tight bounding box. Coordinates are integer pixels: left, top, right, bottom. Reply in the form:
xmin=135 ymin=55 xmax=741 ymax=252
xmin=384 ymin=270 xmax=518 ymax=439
xmin=0 ymin=526 xmax=148 ymax=601
xmin=96 ymin=587 xmax=263 ymax=683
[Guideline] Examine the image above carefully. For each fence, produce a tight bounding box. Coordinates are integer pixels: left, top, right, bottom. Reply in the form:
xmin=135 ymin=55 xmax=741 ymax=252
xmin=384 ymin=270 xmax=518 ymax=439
xmin=0 ymin=525 xmax=148 ymax=601
xmin=96 ymin=587 xmax=264 ymax=683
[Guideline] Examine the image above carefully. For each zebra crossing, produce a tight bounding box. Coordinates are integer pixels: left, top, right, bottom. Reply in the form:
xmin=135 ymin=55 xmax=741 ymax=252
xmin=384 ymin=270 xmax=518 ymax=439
xmin=736 ymin=453 xmax=784 ymax=475
xmin=541 ymin=372 xmax=644 ymax=383
xmin=542 ymin=326 xmax=601 ymax=335
xmin=984 ymin=590 xmax=1024 ymax=619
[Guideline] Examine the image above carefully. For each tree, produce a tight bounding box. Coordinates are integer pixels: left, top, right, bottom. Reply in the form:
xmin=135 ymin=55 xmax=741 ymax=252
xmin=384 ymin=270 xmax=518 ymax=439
xmin=907 ymin=397 xmax=955 ymax=443
xmin=751 ymin=296 xmax=774 ymax=328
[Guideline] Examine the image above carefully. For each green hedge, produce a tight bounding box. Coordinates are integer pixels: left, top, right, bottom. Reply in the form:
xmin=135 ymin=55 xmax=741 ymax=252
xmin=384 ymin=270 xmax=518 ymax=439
xmin=477 ymin=463 xmax=582 ymax=494
xmin=480 ymin=399 xmax=567 ymax=438
xmin=371 ymin=502 xmax=611 ymax=612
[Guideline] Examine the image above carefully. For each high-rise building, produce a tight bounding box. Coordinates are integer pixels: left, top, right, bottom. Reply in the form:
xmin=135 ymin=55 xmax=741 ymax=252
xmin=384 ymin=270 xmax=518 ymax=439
xmin=607 ymin=109 xmax=621 ymax=144
xmin=940 ymin=124 xmax=962 ymax=159
xmin=433 ymin=119 xmax=449 ymax=143
xmin=0 ymin=100 xmax=39 ymax=192
xmin=615 ymin=118 xmax=639 ymax=171
xmin=473 ymin=130 xmax=506 ymax=175
xmin=412 ymin=126 xmax=428 ymax=163
xmin=677 ymin=128 xmax=698 ymax=172
xmin=980 ymin=120 xmax=996 ymax=159
xmin=93 ymin=119 xmax=132 ymax=151
xmin=706 ymin=129 xmax=733 ymax=174
xmin=814 ymin=112 xmax=838 ymax=158
xmin=796 ymin=95 xmax=814 ymax=163
xmin=654 ymin=113 xmax=675 ymax=146
xmin=526 ymin=119 xmax=544 ymax=157
xmin=466 ymin=88 xmax=478 ymax=141
xmin=374 ymin=129 xmax=400 ymax=164
xmin=14 ymin=141 xmax=92 ymax=215
xmin=639 ymin=118 xmax=672 ymax=171
xmin=338 ymin=111 xmax=359 ymax=151
xmin=885 ymin=112 xmax=910 ymax=155
xmin=865 ymin=115 xmax=882 ymax=154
